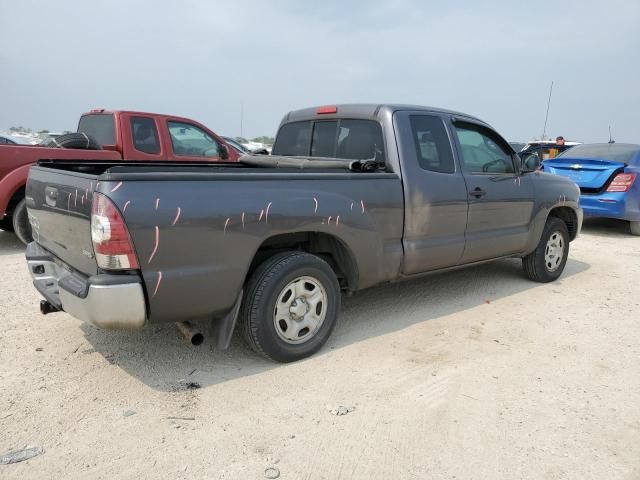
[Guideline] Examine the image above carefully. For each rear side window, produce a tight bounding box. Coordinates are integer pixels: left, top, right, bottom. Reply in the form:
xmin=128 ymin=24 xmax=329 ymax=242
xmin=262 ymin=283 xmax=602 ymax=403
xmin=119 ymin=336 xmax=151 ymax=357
xmin=409 ymin=115 xmax=455 ymax=173
xmin=77 ymin=114 xmax=115 ymax=146
xmin=131 ymin=116 xmax=160 ymax=154
xmin=273 ymin=119 xmax=385 ymax=162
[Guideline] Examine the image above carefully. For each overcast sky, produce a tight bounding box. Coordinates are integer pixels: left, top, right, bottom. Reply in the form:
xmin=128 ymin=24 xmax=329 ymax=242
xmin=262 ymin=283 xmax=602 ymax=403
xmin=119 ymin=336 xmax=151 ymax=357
xmin=1 ymin=0 xmax=639 ymax=142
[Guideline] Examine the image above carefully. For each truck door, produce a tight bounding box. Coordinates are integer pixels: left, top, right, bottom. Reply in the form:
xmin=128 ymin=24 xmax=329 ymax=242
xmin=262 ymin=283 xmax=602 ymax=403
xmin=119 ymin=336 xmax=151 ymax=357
xmin=451 ymin=121 xmax=534 ymax=263
xmin=394 ymin=112 xmax=468 ymax=274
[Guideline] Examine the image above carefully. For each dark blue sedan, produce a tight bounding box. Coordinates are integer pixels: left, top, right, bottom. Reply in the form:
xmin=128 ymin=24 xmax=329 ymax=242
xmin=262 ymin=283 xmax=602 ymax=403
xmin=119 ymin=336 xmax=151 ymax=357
xmin=542 ymin=143 xmax=640 ymax=235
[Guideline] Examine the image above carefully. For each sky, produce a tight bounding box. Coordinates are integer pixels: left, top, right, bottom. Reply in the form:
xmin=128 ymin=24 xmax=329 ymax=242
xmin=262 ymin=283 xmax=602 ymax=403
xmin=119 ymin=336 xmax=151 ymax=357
xmin=1 ymin=0 xmax=639 ymax=142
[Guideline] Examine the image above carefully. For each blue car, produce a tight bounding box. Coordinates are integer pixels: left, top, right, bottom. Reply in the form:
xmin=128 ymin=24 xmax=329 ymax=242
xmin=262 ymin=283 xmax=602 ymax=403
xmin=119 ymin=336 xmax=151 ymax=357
xmin=541 ymin=143 xmax=640 ymax=235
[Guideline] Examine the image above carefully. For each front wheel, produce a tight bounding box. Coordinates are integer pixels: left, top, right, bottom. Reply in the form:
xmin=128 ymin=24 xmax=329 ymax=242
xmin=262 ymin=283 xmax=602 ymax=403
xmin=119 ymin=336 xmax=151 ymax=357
xmin=522 ymin=217 xmax=570 ymax=283
xmin=240 ymin=252 xmax=341 ymax=362
xmin=12 ymin=199 xmax=32 ymax=245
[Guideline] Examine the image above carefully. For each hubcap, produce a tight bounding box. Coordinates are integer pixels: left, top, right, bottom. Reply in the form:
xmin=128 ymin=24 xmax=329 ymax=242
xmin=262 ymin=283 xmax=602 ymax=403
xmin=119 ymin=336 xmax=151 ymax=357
xmin=544 ymin=231 xmax=564 ymax=272
xmin=273 ymin=276 xmax=327 ymax=344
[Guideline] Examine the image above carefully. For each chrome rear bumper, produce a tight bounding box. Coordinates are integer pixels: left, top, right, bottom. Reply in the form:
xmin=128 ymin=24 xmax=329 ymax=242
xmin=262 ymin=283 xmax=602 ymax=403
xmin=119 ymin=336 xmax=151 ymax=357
xmin=26 ymin=242 xmax=146 ymax=330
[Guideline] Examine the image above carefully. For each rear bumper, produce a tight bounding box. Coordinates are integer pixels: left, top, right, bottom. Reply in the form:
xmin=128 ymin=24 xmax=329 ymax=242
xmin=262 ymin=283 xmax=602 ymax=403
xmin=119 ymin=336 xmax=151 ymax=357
xmin=26 ymin=242 xmax=147 ymax=330
xmin=580 ymin=192 xmax=640 ymax=221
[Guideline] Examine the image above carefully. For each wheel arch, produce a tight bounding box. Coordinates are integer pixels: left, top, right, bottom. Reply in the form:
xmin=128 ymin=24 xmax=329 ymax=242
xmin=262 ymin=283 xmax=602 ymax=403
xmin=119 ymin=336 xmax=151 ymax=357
xmin=247 ymin=231 xmax=359 ymax=291
xmin=548 ymin=206 xmax=579 ymax=241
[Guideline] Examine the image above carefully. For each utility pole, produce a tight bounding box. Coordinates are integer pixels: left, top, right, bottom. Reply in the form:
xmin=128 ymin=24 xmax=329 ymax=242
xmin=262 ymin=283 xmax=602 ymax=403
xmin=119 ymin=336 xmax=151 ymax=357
xmin=541 ymin=81 xmax=554 ymax=141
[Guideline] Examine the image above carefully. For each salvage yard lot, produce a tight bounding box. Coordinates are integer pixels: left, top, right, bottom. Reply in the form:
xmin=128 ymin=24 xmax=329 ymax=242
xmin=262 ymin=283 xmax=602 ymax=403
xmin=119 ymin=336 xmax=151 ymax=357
xmin=1 ymin=220 xmax=639 ymax=480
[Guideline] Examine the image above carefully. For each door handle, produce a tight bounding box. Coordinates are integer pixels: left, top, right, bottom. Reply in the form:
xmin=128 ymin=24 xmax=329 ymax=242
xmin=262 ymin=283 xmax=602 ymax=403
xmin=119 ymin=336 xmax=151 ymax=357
xmin=469 ymin=187 xmax=486 ymax=198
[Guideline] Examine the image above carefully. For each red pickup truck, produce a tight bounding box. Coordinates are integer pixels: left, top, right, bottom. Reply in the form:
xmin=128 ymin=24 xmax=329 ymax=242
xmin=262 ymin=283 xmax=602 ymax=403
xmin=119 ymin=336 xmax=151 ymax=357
xmin=0 ymin=110 xmax=240 ymax=243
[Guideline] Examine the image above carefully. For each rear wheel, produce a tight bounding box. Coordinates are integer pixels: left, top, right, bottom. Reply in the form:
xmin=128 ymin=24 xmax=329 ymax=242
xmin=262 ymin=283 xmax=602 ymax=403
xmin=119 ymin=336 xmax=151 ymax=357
xmin=0 ymin=216 xmax=14 ymax=232
xmin=630 ymin=221 xmax=640 ymax=236
xmin=12 ymin=199 xmax=32 ymax=245
xmin=522 ymin=217 xmax=569 ymax=283
xmin=240 ymin=251 xmax=341 ymax=362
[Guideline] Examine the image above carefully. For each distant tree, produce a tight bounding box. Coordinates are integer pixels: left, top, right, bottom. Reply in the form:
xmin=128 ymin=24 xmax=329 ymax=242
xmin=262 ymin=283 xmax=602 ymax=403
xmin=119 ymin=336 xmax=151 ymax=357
xmin=38 ymin=129 xmax=50 ymax=134
xmin=63 ymin=130 xmax=72 ymax=134
xmin=252 ymin=136 xmax=275 ymax=145
xmin=236 ymin=137 xmax=248 ymax=144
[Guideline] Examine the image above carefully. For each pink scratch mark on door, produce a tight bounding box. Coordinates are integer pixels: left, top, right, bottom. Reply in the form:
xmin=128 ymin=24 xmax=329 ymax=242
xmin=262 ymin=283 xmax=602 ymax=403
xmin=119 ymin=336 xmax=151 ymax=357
xmin=110 ymin=181 xmax=123 ymax=192
xmin=241 ymin=212 xmax=245 ymax=229
xmin=224 ymin=217 xmax=231 ymax=234
xmin=152 ymin=271 xmax=163 ymax=297
xmin=148 ymin=226 xmax=160 ymax=264
xmin=258 ymin=209 xmax=264 ymax=222
xmin=313 ymin=197 xmax=318 ymax=213
xmin=155 ymin=198 xmax=160 ymax=210
xmin=265 ymin=202 xmax=273 ymax=224
xmin=172 ymin=207 xmax=181 ymax=225
xmin=123 ymin=201 xmax=131 ymax=213
xmin=360 ymin=199 xmax=365 ymax=214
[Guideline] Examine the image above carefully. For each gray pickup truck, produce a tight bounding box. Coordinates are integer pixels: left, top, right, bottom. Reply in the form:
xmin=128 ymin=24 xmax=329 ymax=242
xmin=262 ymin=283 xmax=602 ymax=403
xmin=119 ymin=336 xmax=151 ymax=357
xmin=25 ymin=104 xmax=582 ymax=362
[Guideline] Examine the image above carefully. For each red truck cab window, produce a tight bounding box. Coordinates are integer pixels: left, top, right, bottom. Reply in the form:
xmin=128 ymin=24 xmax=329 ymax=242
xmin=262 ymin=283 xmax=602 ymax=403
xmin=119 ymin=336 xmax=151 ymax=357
xmin=167 ymin=121 xmax=222 ymax=158
xmin=131 ymin=117 xmax=161 ymax=155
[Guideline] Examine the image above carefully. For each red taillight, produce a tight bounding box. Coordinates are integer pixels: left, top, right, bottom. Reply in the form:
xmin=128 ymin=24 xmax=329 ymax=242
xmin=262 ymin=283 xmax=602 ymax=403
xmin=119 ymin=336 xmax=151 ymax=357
xmin=606 ymin=173 xmax=636 ymax=192
xmin=317 ymin=106 xmax=337 ymax=115
xmin=91 ymin=192 xmax=139 ymax=270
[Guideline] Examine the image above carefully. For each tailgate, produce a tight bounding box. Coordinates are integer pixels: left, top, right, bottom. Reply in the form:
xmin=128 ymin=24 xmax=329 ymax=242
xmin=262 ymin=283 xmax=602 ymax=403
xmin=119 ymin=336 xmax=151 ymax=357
xmin=543 ymin=157 xmax=625 ymax=190
xmin=26 ymin=166 xmax=98 ymax=275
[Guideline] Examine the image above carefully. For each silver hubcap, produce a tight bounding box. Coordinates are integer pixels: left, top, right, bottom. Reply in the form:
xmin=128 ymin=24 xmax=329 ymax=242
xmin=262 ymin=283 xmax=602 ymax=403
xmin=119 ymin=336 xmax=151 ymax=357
xmin=273 ymin=276 xmax=327 ymax=344
xmin=544 ymin=231 xmax=564 ymax=272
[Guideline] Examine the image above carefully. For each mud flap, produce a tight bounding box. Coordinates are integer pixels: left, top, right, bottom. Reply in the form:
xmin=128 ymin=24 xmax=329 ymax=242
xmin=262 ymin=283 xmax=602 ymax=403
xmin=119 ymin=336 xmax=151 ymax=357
xmin=211 ymin=290 xmax=243 ymax=350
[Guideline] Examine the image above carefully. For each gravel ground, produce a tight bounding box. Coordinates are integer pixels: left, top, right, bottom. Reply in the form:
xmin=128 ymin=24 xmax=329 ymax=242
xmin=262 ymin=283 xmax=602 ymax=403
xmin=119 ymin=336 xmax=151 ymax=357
xmin=0 ymin=219 xmax=639 ymax=480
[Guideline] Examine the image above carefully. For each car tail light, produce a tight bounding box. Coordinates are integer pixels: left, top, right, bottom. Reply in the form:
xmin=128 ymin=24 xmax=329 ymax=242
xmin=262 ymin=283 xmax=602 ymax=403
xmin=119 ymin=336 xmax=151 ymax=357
xmin=606 ymin=173 xmax=637 ymax=192
xmin=91 ymin=192 xmax=139 ymax=270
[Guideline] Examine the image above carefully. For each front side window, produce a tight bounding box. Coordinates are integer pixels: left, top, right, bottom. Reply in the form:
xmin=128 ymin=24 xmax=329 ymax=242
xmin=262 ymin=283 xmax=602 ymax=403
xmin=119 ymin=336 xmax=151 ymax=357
xmin=409 ymin=115 xmax=455 ymax=173
xmin=168 ymin=121 xmax=221 ymax=157
xmin=454 ymin=124 xmax=514 ymax=174
xmin=131 ymin=116 xmax=160 ymax=154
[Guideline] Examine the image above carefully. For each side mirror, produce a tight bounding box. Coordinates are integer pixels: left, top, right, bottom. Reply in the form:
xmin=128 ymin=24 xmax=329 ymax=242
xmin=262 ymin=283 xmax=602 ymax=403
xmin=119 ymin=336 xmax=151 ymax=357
xmin=520 ymin=153 xmax=541 ymax=172
xmin=218 ymin=144 xmax=229 ymax=161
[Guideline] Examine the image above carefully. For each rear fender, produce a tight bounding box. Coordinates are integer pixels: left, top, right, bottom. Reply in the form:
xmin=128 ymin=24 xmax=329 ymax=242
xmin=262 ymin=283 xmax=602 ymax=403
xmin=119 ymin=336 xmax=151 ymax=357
xmin=0 ymin=164 xmax=30 ymax=217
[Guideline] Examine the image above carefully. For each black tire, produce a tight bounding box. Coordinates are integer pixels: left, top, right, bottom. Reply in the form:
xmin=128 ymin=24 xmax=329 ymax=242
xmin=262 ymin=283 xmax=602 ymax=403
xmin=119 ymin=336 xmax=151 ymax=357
xmin=0 ymin=216 xmax=14 ymax=232
xmin=47 ymin=132 xmax=102 ymax=150
xmin=12 ymin=198 xmax=32 ymax=245
xmin=240 ymin=251 xmax=341 ymax=362
xmin=522 ymin=217 xmax=569 ymax=283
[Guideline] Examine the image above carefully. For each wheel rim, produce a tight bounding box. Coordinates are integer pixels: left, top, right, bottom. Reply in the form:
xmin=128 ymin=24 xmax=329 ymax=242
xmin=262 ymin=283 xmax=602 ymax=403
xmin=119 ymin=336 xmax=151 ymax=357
xmin=544 ymin=231 xmax=564 ymax=272
xmin=273 ymin=276 xmax=327 ymax=345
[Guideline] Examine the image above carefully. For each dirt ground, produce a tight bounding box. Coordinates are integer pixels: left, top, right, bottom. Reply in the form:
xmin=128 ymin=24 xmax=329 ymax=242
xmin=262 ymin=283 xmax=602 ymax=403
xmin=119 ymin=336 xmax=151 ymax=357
xmin=1 ymin=219 xmax=639 ymax=480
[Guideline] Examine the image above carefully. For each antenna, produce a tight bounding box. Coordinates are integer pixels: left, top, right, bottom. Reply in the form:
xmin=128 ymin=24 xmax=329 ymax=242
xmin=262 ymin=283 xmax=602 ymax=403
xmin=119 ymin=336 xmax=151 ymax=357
xmin=608 ymin=125 xmax=615 ymax=144
xmin=541 ymin=81 xmax=554 ymax=140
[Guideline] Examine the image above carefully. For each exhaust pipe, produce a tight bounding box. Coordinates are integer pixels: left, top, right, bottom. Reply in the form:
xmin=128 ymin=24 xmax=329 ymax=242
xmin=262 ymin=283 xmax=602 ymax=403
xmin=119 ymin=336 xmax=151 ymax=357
xmin=40 ymin=300 xmax=59 ymax=315
xmin=175 ymin=321 xmax=204 ymax=346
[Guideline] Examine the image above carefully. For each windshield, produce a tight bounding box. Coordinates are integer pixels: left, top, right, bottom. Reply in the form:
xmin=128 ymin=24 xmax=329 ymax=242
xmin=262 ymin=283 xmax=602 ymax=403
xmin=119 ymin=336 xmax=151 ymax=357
xmin=557 ymin=144 xmax=640 ymax=163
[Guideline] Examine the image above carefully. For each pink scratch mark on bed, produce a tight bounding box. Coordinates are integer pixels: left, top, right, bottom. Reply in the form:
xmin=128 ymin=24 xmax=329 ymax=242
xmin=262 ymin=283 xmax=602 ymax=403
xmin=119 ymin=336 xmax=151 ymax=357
xmin=148 ymin=226 xmax=159 ymax=264
xmin=67 ymin=193 xmax=71 ymax=210
xmin=327 ymin=216 xmax=332 ymax=225
xmin=81 ymin=194 xmax=85 ymax=206
xmin=172 ymin=207 xmax=181 ymax=225
xmin=111 ymin=181 xmax=123 ymax=193
xmin=336 ymin=215 xmax=340 ymax=226
xmin=155 ymin=198 xmax=160 ymax=210
xmin=265 ymin=202 xmax=273 ymax=224
xmin=152 ymin=271 xmax=163 ymax=298
xmin=95 ymin=182 xmax=101 ymax=189
xmin=360 ymin=199 xmax=365 ymax=214
xmin=241 ymin=212 xmax=245 ymax=229
xmin=313 ymin=197 xmax=318 ymax=213
xmin=224 ymin=217 xmax=231 ymax=234
xmin=258 ymin=209 xmax=264 ymax=222
xmin=74 ymin=189 xmax=78 ymax=208
xmin=350 ymin=202 xmax=354 ymax=210
xmin=123 ymin=201 xmax=131 ymax=213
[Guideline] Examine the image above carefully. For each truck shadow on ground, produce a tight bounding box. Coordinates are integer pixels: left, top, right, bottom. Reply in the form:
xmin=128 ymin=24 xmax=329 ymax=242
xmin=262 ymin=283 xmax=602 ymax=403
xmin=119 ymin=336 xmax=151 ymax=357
xmin=80 ymin=256 xmax=590 ymax=391
xmin=0 ymin=231 xmax=24 ymax=256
